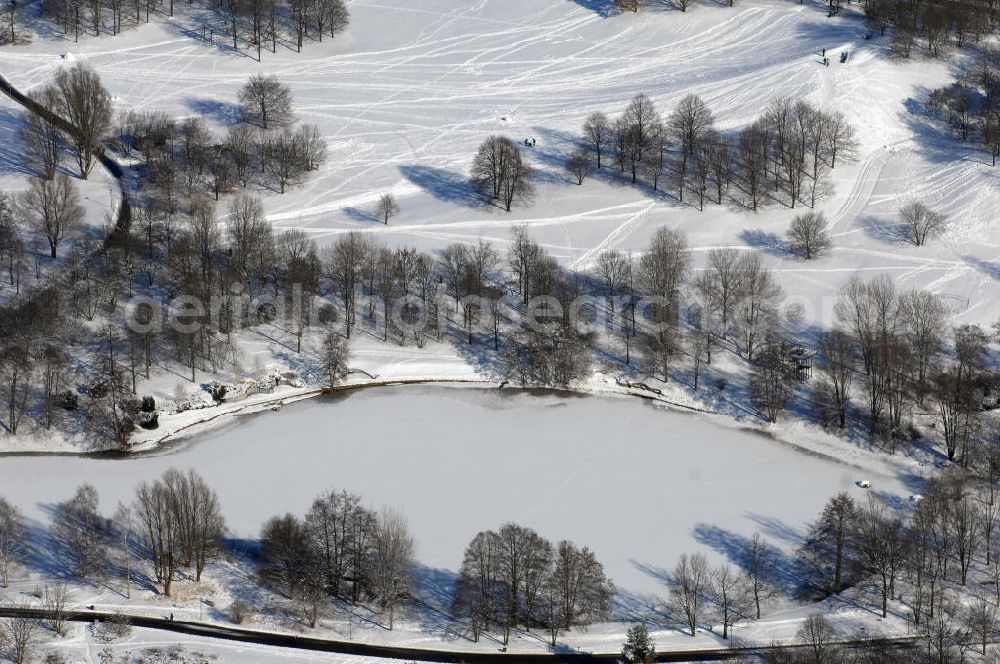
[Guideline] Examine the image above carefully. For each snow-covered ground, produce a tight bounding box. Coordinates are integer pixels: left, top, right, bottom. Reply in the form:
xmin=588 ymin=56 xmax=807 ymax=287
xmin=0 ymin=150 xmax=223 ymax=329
xmin=0 ymin=0 xmax=994 ymax=659
xmin=2 ymin=0 xmax=997 ymax=327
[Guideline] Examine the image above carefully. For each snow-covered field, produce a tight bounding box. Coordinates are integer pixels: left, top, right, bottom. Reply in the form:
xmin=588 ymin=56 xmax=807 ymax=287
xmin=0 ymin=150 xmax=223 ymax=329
xmin=0 ymin=385 xmax=909 ymax=596
xmin=2 ymin=0 xmax=997 ymax=327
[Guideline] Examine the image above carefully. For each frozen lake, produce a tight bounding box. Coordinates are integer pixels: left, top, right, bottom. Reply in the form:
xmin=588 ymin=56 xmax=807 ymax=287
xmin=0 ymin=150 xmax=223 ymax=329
xmin=0 ymin=386 xmax=905 ymax=594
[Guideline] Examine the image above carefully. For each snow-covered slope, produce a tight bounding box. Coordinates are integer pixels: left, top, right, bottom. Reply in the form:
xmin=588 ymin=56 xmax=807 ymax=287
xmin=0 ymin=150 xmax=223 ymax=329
xmin=3 ymin=0 xmax=996 ymax=327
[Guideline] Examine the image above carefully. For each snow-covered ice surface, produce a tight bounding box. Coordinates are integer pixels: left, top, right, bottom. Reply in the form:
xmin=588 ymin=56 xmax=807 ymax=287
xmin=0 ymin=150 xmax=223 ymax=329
xmin=0 ymin=385 xmax=910 ymax=596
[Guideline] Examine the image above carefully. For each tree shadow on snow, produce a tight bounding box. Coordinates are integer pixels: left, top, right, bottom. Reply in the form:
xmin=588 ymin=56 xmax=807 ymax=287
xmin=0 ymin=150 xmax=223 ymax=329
xmin=410 ymin=564 xmax=475 ymax=644
xmin=399 ymin=164 xmax=479 ymax=208
xmin=857 ymin=214 xmax=912 ymax=246
xmin=739 ymin=229 xmax=790 ymax=258
xmin=567 ymin=0 xmax=621 ymax=17
xmin=343 ymin=206 xmax=381 ymax=224
xmin=184 ymin=97 xmax=241 ymax=125
xmin=0 ymin=107 xmax=35 ymax=177
xmin=692 ymin=523 xmax=804 ymax=598
xmin=964 ymin=255 xmax=1000 ymax=281
xmin=900 ymin=91 xmax=993 ymax=166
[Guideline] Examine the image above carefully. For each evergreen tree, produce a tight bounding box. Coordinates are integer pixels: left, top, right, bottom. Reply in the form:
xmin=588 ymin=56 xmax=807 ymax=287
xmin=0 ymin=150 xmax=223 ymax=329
xmin=620 ymin=624 xmax=656 ymax=664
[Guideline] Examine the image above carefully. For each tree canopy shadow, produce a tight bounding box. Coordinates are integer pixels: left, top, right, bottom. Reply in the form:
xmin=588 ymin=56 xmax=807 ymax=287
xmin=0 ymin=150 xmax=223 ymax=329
xmin=567 ymin=0 xmax=621 ymax=18
xmin=900 ymin=90 xmax=992 ymax=166
xmin=692 ymin=523 xmax=803 ymax=597
xmin=0 ymin=106 xmax=34 ymax=177
xmin=184 ymin=97 xmax=241 ymax=125
xmin=965 ymin=255 xmax=1000 ymax=281
xmin=857 ymin=214 xmax=911 ymax=246
xmin=399 ymin=164 xmax=479 ymax=208
xmin=343 ymin=206 xmax=380 ymax=224
xmin=739 ymin=229 xmax=789 ymax=258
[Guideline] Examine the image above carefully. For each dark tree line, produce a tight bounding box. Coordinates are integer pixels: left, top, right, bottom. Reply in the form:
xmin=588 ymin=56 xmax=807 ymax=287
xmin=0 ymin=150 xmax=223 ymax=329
xmin=35 ymin=0 xmax=346 ymax=56
xmin=452 ymin=522 xmax=614 ymax=645
xmin=117 ymin=74 xmax=326 ymax=211
xmin=793 ymin=466 xmax=1000 ymax=661
xmin=0 ymin=469 xmax=224 ymax=600
xmin=577 ymin=94 xmax=856 ymax=212
xmin=826 ymin=274 xmax=998 ymax=458
xmin=259 ymin=489 xmax=415 ymax=629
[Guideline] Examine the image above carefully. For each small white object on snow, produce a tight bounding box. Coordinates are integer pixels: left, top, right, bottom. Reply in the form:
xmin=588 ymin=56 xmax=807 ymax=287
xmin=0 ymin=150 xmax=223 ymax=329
xmin=910 ymin=494 xmax=923 ymax=503
xmin=858 ymin=480 xmax=871 ymax=489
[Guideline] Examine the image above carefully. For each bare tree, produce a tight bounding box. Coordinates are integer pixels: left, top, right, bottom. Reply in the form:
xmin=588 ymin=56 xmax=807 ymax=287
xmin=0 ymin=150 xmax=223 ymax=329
xmin=0 ymin=613 xmax=35 ymax=664
xmin=743 ymin=532 xmax=775 ymax=619
xmin=854 ymin=494 xmax=905 ymax=618
xmin=623 ymin=94 xmax=660 ymax=183
xmin=132 ymin=469 xmax=223 ymax=595
xmin=52 ymin=483 xmax=107 ymax=579
xmin=669 ymin=94 xmax=714 ymax=156
xmin=787 ymin=212 xmax=831 ymax=259
xmin=294 ymin=123 xmax=327 ymax=171
xmin=815 ymin=330 xmax=854 ymax=430
xmin=582 ymin=111 xmax=612 ymax=169
xmin=370 ymin=507 xmax=416 ymax=630
xmin=226 ymin=124 xmax=257 ymax=186
xmin=697 ymin=247 xmax=742 ymax=336
xmin=0 ymin=345 xmax=32 ymax=435
xmin=17 ymin=173 xmax=85 ymax=258
xmin=18 ymin=88 xmax=63 ymax=180
xmin=263 ymin=130 xmax=307 ymax=193
xmin=638 ymin=227 xmax=690 ymax=329
xmin=669 ymin=552 xmax=709 ymax=637
xmin=750 ymin=337 xmax=797 ymax=422
xmin=596 ymin=249 xmax=629 ymax=312
xmin=796 ymin=614 xmax=838 ymax=664
xmin=53 ymin=64 xmax=113 ymax=178
xmin=734 ymin=252 xmax=782 ymax=361
xmin=260 ymin=513 xmax=316 ymax=597
xmin=710 ymin=563 xmax=750 ymax=639
xmin=899 ymin=201 xmax=947 ymax=246
xmin=453 ymin=530 xmax=501 ymax=642
xmin=493 ymin=522 xmax=553 ymax=643
xmin=304 ymin=489 xmax=373 ymax=600
xmin=968 ymin=588 xmax=997 ymax=656
xmin=799 ymin=492 xmax=857 ymax=595
xmin=377 ymin=193 xmax=400 ymax=225
xmin=546 ymin=540 xmax=613 ymax=637
xmin=0 ymin=497 xmax=28 ymax=588
xmin=897 ymin=289 xmax=945 ymax=404
xmin=565 ymin=149 xmax=592 ymax=185
xmin=239 ymin=74 xmax=294 ymax=130
xmin=738 ymin=120 xmax=769 ymax=211
xmin=471 ymin=136 xmax=532 ymax=211
xmin=112 ymin=503 xmax=132 ymax=599
xmin=325 ymin=232 xmax=370 ymax=338
xmin=834 ymin=275 xmax=899 ymax=436
xmin=824 ymin=111 xmax=857 ymax=168
xmin=43 ymin=583 xmax=71 ymax=636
